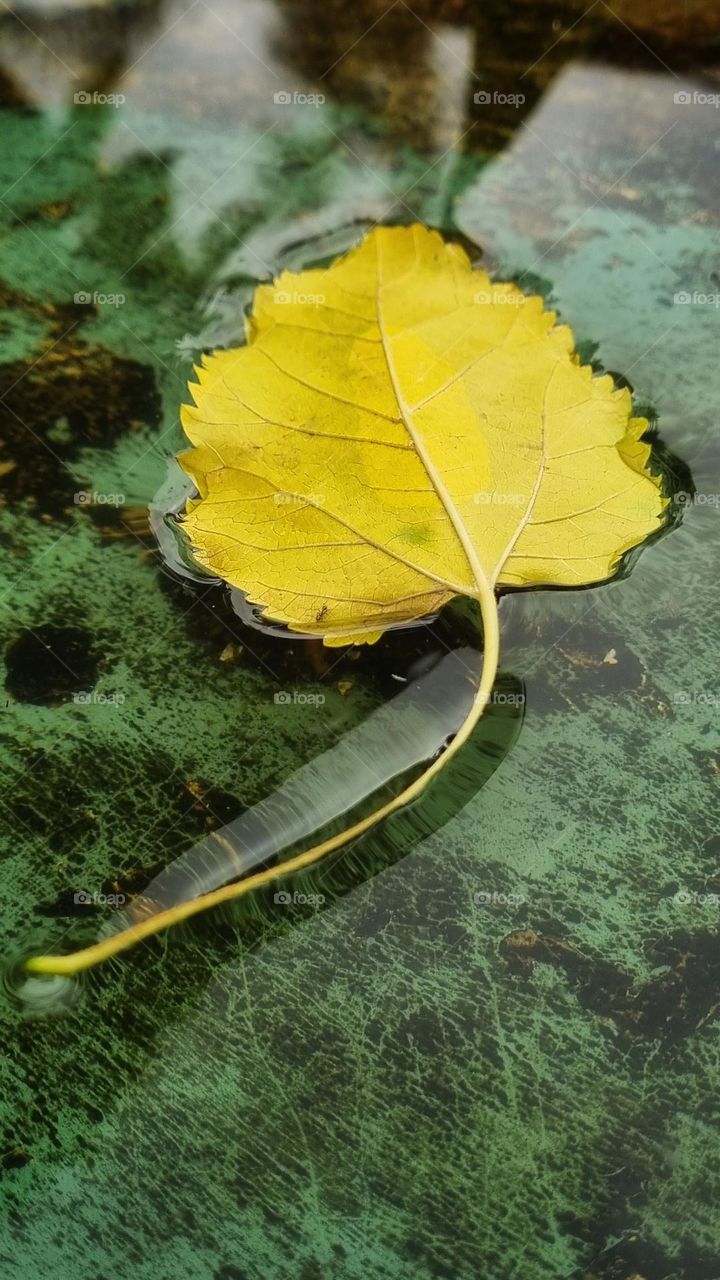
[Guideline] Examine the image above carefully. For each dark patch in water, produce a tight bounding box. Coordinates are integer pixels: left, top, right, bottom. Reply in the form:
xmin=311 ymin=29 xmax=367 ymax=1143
xmin=7 ymin=763 xmax=97 ymax=860
xmin=0 ymin=283 xmax=160 ymax=516
xmin=502 ymin=927 xmax=720 ymax=1045
xmin=0 ymin=1146 xmax=31 ymax=1172
xmin=9 ymin=200 xmax=74 ymax=226
xmin=551 ymin=624 xmax=645 ymax=697
xmin=4 ymin=623 xmax=100 ymax=706
xmin=156 ymin=567 xmax=484 ymax=702
xmin=576 ymin=1228 xmax=720 ymax=1279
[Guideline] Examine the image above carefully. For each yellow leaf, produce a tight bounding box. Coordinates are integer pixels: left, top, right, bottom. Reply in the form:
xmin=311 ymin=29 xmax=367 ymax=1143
xmin=26 ymin=225 xmax=667 ymax=976
xmin=178 ymin=223 xmax=665 ymax=645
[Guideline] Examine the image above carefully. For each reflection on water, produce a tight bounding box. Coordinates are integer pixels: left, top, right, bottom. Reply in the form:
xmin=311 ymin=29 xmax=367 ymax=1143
xmin=1 ymin=0 xmax=713 ymax=134
xmin=4 ymin=962 xmax=81 ymax=1017
xmin=98 ymin=643 xmax=522 ymax=939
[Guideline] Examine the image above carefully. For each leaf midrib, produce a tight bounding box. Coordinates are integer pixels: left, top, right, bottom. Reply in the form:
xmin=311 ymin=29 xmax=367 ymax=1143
xmin=375 ymin=233 xmax=497 ymax=602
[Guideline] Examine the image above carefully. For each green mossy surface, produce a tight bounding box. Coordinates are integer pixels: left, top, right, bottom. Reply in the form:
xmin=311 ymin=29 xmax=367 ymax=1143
xmin=0 ymin=5 xmax=719 ymax=1278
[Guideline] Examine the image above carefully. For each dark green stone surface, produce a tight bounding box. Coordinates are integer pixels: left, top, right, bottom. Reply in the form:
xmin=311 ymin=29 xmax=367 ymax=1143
xmin=0 ymin=3 xmax=718 ymax=1277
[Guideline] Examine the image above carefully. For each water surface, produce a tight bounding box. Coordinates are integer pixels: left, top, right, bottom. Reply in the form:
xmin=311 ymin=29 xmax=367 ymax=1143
xmin=0 ymin=3 xmax=718 ymax=1278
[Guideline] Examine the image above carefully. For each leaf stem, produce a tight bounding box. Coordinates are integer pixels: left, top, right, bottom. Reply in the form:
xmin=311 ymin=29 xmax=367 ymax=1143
xmin=25 ymin=577 xmax=499 ymax=977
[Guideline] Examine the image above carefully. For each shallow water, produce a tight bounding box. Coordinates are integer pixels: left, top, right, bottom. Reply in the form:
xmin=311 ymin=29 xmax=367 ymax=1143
xmin=0 ymin=2 xmax=719 ymax=1278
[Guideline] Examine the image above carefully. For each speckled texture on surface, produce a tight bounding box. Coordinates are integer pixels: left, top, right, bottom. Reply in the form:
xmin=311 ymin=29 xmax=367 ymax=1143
xmin=0 ymin=3 xmax=719 ymax=1278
